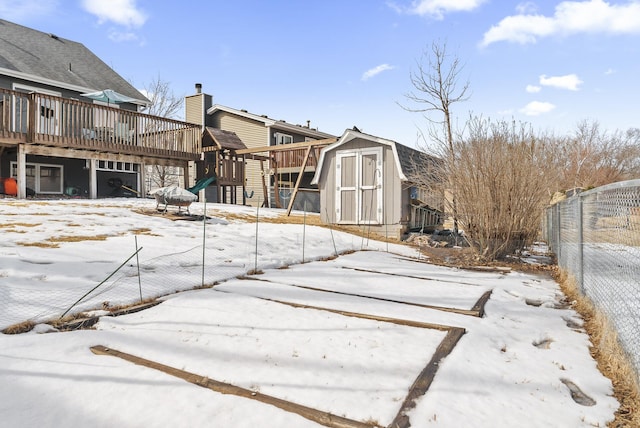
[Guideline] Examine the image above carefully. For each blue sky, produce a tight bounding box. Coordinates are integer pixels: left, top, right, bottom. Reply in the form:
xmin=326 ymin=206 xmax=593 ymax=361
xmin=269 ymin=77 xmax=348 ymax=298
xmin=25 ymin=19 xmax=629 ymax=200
xmin=2 ymin=0 xmax=640 ymax=148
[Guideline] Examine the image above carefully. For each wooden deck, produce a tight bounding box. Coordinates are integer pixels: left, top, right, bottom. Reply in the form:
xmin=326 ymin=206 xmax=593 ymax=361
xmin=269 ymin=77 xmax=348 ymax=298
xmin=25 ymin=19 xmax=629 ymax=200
xmin=0 ymin=89 xmax=201 ymax=161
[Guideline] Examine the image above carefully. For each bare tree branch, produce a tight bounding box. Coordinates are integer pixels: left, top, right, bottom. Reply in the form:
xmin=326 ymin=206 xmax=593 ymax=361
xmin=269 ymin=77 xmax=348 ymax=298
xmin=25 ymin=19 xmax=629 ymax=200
xmin=400 ymin=40 xmax=470 ymax=235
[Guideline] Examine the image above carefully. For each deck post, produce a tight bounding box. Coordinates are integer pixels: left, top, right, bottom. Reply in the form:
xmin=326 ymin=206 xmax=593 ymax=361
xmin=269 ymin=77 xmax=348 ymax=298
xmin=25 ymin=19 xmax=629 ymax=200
xmin=16 ymin=144 xmax=26 ymax=199
xmin=139 ymin=161 xmax=146 ymax=198
xmin=88 ymin=158 xmax=97 ymax=199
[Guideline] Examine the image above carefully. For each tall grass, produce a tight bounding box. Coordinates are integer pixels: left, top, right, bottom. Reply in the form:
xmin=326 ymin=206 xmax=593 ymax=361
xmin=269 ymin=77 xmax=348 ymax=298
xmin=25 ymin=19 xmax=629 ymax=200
xmin=555 ymin=268 xmax=640 ymax=427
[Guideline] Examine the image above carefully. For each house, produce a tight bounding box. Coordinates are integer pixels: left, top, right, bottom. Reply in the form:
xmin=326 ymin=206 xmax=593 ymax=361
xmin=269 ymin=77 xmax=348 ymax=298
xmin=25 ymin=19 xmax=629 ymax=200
xmin=311 ymin=128 xmax=443 ymax=239
xmin=0 ymin=19 xmax=201 ymax=199
xmin=185 ymin=85 xmax=336 ymax=209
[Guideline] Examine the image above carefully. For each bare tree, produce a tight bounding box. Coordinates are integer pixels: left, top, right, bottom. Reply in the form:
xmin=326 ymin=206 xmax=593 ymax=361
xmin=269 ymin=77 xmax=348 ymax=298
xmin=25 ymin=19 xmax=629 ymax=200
xmin=140 ymin=76 xmax=185 ymax=191
xmin=401 ymin=41 xmax=470 ymax=235
xmin=141 ymin=74 xmax=184 ymax=119
xmin=452 ymin=117 xmax=556 ymax=260
xmin=551 ymin=120 xmax=640 ymax=191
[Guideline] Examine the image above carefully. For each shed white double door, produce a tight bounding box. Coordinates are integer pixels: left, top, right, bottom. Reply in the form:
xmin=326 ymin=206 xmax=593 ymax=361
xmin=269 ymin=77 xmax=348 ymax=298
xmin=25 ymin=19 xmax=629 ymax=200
xmin=335 ymin=147 xmax=382 ymax=224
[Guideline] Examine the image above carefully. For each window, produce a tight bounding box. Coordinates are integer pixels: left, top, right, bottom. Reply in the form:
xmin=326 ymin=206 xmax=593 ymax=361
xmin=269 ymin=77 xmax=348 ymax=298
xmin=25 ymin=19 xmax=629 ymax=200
xmin=11 ymin=162 xmax=63 ymax=194
xmin=13 ymin=84 xmax=61 ymax=135
xmin=97 ymin=160 xmax=139 ymax=172
xmin=275 ymin=132 xmax=293 ymax=145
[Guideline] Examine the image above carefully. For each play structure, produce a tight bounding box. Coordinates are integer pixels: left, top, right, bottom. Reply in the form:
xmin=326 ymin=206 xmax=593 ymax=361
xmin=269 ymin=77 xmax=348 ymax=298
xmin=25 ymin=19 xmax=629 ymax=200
xmin=187 ymin=176 xmax=216 ymax=194
xmin=236 ymin=138 xmax=336 ymax=214
xmin=201 ymin=127 xmax=247 ymax=204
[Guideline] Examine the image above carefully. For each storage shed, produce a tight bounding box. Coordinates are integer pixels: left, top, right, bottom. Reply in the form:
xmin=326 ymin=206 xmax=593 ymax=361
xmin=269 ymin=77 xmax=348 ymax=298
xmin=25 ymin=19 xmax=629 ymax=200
xmin=311 ymin=128 xmax=442 ymax=239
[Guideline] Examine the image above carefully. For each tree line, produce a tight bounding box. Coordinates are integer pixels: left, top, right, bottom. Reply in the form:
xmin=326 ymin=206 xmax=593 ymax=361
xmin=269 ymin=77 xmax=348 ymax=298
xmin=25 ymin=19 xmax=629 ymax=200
xmin=404 ymin=42 xmax=640 ymax=260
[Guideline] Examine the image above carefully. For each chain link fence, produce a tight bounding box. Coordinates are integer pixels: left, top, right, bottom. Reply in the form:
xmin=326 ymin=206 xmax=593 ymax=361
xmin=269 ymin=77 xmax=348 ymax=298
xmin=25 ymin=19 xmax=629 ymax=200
xmin=544 ymin=179 xmax=640 ymax=378
xmin=1 ymin=204 xmax=387 ymax=331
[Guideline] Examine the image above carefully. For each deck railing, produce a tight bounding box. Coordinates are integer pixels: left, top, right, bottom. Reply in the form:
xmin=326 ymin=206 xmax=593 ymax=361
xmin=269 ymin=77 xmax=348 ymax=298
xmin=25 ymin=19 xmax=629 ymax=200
xmin=0 ymin=88 xmax=201 ymax=160
xmin=272 ymin=146 xmax=323 ymax=170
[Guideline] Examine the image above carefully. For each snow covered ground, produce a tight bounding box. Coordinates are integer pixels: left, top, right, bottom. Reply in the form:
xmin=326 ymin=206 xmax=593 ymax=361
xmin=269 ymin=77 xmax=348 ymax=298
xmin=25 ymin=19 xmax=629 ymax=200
xmin=0 ymin=199 xmax=618 ymax=427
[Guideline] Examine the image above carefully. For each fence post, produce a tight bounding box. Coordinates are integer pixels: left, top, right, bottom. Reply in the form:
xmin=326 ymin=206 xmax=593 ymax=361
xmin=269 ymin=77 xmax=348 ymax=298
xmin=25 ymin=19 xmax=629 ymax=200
xmin=253 ymin=200 xmax=260 ymax=273
xmin=302 ymin=201 xmax=307 ymax=264
xmin=577 ymin=196 xmax=584 ymax=293
xmin=135 ymin=235 xmax=142 ymax=302
xmin=202 ymin=196 xmax=207 ymax=288
xmin=554 ymin=202 xmax=562 ymax=264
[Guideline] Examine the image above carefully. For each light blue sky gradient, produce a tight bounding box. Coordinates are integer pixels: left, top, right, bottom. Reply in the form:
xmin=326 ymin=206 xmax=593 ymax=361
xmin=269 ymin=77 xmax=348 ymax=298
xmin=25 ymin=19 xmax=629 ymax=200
xmin=3 ymin=0 xmax=639 ymax=149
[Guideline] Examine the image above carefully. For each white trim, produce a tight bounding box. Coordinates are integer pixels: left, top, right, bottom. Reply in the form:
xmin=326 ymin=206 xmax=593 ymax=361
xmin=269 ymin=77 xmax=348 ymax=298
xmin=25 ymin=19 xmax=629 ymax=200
xmin=10 ymin=160 xmax=64 ymax=194
xmin=335 ymin=151 xmax=356 ymax=223
xmin=12 ymin=83 xmax=61 ymax=96
xmin=335 ymin=147 xmax=383 ymax=225
xmin=1 ymin=67 xmax=149 ymax=107
xmin=312 ymin=129 xmax=406 ymax=185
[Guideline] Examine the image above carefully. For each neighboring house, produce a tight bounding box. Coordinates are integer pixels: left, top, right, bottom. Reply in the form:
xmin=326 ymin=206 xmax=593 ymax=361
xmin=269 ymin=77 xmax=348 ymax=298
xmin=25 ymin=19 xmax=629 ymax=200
xmin=185 ymin=85 xmax=336 ymax=208
xmin=0 ymin=19 xmax=201 ymax=199
xmin=312 ymin=128 xmax=443 ymax=239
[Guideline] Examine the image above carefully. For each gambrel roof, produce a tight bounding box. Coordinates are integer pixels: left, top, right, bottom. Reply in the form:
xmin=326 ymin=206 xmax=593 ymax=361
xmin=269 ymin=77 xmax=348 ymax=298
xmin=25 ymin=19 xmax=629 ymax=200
xmin=311 ymin=128 xmax=439 ymax=184
xmin=0 ymin=19 xmax=149 ymax=106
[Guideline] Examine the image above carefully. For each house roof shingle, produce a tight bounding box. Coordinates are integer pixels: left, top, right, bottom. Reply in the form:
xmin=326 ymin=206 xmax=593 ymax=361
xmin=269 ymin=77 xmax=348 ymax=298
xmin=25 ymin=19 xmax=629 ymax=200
xmin=0 ymin=19 xmax=149 ymax=105
xmin=207 ymin=104 xmax=336 ymax=140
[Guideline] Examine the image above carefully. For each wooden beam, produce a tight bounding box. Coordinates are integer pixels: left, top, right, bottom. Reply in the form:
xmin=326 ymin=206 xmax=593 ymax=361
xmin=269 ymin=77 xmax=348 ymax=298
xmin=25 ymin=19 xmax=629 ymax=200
xmin=260 ymin=159 xmax=268 ymax=207
xmin=236 ymin=138 xmax=336 ymax=155
xmin=244 ymin=153 xmax=269 ymax=162
xmin=20 ymin=144 xmax=188 ymax=167
xmin=272 ymin=157 xmax=281 ymax=208
xmin=286 ymin=144 xmax=313 ymax=216
xmin=90 ymin=345 xmax=377 ymax=428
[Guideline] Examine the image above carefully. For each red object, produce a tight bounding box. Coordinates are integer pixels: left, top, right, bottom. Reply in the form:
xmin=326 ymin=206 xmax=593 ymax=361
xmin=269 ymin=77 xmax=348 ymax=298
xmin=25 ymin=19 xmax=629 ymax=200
xmin=3 ymin=177 xmax=17 ymax=196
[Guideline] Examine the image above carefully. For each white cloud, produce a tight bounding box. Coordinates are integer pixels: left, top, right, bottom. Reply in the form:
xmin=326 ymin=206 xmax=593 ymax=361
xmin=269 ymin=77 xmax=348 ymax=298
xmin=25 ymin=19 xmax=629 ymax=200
xmin=362 ymin=64 xmax=395 ymax=81
xmin=526 ymin=84 xmax=541 ymax=93
xmin=515 ymin=2 xmax=538 ymax=15
xmin=480 ymin=0 xmax=640 ymax=47
xmin=0 ymin=0 xmax=58 ymax=20
xmin=81 ymin=0 xmax=147 ymax=27
xmin=520 ymin=101 xmax=556 ymax=116
xmin=539 ymin=74 xmax=583 ymax=91
xmin=108 ymin=30 xmax=142 ymax=44
xmin=394 ymin=0 xmax=486 ymax=19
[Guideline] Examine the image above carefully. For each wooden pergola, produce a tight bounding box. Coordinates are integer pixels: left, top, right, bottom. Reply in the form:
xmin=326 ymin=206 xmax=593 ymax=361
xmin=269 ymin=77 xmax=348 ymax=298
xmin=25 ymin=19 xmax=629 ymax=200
xmin=236 ymin=138 xmax=336 ymax=214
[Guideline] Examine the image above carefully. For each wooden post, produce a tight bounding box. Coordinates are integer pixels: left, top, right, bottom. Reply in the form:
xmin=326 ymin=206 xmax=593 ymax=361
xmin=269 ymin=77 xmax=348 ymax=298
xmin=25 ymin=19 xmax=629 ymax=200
xmin=272 ymin=156 xmax=281 ymax=208
xmin=241 ymin=154 xmax=247 ymax=205
xmin=89 ymin=158 xmax=97 ymax=199
xmin=27 ymin=93 xmax=36 ymax=144
xmin=260 ymin=159 xmax=268 ymax=208
xmin=286 ymin=145 xmax=313 ymax=216
xmin=16 ymin=144 xmax=26 ymax=199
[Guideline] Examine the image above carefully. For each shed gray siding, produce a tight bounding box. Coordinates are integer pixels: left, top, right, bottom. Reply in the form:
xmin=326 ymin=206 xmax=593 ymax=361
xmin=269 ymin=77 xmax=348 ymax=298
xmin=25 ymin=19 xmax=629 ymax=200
xmin=319 ymin=137 xmax=407 ymax=228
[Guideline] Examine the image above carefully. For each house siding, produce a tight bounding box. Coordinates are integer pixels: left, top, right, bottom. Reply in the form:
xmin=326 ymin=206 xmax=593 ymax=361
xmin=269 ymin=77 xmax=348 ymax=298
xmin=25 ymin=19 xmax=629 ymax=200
xmin=212 ymin=112 xmax=269 ymax=205
xmin=184 ymin=94 xmax=204 ymax=126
